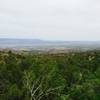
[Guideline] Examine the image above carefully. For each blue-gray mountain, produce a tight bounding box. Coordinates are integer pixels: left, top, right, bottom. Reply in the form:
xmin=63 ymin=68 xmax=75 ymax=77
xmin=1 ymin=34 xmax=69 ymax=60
xmin=0 ymin=38 xmax=100 ymax=51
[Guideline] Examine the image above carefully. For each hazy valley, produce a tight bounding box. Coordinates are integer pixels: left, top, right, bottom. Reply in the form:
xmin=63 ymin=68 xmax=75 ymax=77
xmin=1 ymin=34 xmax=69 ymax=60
xmin=0 ymin=38 xmax=100 ymax=54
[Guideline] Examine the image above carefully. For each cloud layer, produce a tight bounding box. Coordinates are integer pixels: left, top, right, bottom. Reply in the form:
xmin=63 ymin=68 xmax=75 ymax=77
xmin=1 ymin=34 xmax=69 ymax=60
xmin=0 ymin=0 xmax=100 ymax=40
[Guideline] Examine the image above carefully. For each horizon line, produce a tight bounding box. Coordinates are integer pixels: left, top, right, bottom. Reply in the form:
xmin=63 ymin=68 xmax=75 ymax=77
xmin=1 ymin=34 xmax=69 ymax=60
xmin=0 ymin=37 xmax=100 ymax=42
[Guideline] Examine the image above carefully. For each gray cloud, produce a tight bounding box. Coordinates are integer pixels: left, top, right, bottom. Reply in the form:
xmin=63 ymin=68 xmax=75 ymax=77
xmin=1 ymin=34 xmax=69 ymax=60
xmin=0 ymin=0 xmax=100 ymax=40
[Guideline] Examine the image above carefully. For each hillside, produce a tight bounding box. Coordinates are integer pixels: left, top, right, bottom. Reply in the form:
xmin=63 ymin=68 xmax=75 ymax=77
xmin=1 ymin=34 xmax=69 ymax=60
xmin=0 ymin=50 xmax=100 ymax=100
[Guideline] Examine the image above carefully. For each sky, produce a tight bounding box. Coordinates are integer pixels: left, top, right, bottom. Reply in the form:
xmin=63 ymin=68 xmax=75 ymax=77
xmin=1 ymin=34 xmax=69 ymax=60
xmin=0 ymin=0 xmax=100 ymax=41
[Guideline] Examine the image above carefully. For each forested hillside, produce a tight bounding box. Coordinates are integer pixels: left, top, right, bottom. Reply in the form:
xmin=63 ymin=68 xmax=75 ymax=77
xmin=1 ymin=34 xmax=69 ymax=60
xmin=0 ymin=50 xmax=100 ymax=100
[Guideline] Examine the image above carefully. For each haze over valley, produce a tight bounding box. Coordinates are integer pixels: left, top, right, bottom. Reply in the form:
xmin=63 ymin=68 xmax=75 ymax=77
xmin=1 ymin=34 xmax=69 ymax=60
xmin=0 ymin=38 xmax=100 ymax=53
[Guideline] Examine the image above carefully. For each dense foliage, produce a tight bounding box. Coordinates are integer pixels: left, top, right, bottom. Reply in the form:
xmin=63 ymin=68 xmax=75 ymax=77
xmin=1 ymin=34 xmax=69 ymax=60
xmin=0 ymin=50 xmax=100 ymax=100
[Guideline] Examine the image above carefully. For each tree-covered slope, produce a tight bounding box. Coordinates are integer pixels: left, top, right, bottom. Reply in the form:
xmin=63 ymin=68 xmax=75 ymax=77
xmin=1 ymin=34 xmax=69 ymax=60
xmin=0 ymin=50 xmax=100 ymax=100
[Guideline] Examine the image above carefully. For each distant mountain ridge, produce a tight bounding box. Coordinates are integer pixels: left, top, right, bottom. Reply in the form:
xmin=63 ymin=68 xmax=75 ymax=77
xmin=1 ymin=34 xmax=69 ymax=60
xmin=0 ymin=38 xmax=100 ymax=43
xmin=0 ymin=38 xmax=46 ymax=44
xmin=0 ymin=38 xmax=100 ymax=50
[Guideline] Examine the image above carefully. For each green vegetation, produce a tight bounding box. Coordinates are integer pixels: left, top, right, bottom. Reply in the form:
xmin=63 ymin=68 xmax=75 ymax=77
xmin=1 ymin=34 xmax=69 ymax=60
xmin=0 ymin=50 xmax=100 ymax=100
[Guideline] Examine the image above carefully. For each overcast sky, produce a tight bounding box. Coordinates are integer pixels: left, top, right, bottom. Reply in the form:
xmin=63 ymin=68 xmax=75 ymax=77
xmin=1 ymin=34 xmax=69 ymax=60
xmin=0 ymin=0 xmax=100 ymax=41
